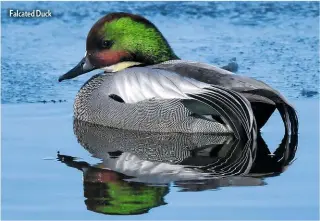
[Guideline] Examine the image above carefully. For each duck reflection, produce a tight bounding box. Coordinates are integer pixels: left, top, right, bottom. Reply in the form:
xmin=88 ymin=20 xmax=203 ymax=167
xmin=57 ymin=119 xmax=297 ymax=215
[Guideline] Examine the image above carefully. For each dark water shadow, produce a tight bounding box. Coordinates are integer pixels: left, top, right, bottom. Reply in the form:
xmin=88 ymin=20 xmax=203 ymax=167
xmin=57 ymin=119 xmax=298 ymax=216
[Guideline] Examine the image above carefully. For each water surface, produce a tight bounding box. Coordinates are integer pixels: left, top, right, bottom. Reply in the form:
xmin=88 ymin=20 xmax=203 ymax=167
xmin=1 ymin=1 xmax=319 ymax=104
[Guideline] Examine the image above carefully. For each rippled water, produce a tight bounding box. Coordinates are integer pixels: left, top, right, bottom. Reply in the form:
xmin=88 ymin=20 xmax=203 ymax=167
xmin=1 ymin=1 xmax=319 ymax=220
xmin=1 ymin=1 xmax=319 ymax=104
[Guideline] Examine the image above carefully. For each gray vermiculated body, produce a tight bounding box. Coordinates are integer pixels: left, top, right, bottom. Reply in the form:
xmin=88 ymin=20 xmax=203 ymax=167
xmin=74 ymin=59 xmax=298 ymax=136
xmin=74 ymin=67 xmax=233 ymax=133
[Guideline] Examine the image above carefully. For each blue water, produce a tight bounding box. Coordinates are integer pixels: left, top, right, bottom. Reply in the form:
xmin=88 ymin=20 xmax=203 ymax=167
xmin=1 ymin=1 xmax=319 ymax=104
xmin=1 ymin=1 xmax=319 ymax=220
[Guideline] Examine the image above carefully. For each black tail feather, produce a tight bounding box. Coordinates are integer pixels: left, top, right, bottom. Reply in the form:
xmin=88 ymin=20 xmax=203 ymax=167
xmin=243 ymin=89 xmax=298 ymax=135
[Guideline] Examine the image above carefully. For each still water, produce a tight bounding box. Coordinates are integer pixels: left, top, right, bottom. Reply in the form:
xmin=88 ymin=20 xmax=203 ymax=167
xmin=1 ymin=1 xmax=319 ymax=220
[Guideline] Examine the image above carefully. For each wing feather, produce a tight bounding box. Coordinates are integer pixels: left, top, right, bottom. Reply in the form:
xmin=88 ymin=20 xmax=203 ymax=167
xmin=107 ymin=67 xmax=255 ymax=137
xmin=152 ymin=60 xmax=298 ymax=135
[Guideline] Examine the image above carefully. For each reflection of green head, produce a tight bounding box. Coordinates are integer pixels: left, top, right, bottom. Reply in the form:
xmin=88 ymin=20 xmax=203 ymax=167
xmin=84 ymin=181 xmax=169 ymax=215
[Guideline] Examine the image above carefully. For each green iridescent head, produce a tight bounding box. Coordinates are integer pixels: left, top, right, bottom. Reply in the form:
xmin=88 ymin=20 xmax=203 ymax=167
xmin=59 ymin=12 xmax=179 ymax=82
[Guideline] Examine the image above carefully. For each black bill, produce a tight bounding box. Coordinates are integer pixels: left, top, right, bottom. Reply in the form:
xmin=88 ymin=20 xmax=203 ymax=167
xmin=59 ymin=56 xmax=95 ymax=82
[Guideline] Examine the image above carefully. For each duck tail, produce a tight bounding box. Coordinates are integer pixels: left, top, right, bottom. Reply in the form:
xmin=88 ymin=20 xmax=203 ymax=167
xmin=244 ymin=89 xmax=298 ymax=136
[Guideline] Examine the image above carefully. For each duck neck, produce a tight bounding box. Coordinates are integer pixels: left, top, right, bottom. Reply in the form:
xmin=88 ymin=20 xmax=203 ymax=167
xmin=133 ymin=47 xmax=180 ymax=65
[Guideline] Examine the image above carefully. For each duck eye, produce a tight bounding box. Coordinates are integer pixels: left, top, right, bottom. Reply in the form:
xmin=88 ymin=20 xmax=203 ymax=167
xmin=101 ymin=40 xmax=113 ymax=49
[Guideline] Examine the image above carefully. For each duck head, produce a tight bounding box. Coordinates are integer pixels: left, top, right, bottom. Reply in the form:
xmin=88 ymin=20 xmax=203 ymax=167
xmin=59 ymin=12 xmax=179 ymax=82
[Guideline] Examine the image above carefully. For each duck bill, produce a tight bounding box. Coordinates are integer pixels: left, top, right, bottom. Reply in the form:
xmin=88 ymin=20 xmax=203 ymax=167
xmin=59 ymin=56 xmax=95 ymax=82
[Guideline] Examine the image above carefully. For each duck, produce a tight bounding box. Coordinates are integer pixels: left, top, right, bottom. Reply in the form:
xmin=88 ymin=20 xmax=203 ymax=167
xmin=59 ymin=12 xmax=298 ymax=138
